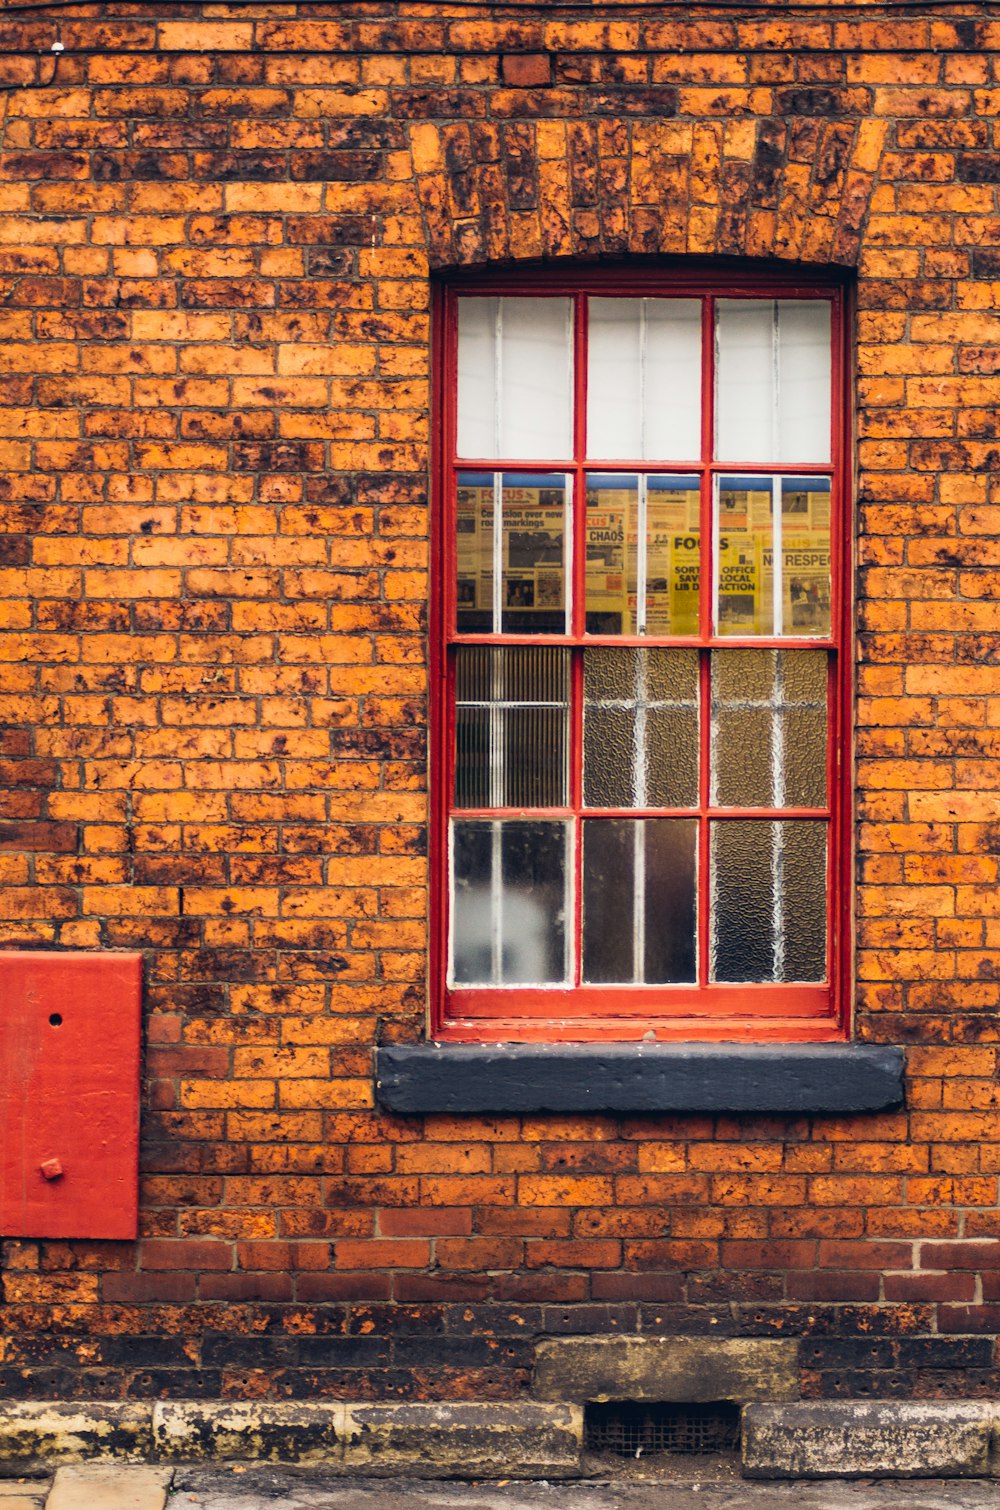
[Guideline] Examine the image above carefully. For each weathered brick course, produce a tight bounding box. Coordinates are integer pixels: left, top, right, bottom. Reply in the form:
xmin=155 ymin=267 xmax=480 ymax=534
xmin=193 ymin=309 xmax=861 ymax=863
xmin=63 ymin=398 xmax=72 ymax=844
xmin=0 ymin=0 xmax=999 ymax=1405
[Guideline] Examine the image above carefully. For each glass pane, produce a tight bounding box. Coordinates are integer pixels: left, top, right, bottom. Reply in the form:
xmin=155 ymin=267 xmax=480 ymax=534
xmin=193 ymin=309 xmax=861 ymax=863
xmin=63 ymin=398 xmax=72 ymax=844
xmin=583 ymin=819 xmax=697 ymax=984
xmin=587 ymin=298 xmax=701 ymax=461
xmin=711 ymin=820 xmax=775 ymax=982
xmin=644 ymin=819 xmax=698 ymax=983
xmin=717 ymin=477 xmax=773 ymax=636
xmin=500 ymin=298 xmax=573 ymax=459
xmin=586 ymin=474 xmax=700 ymax=636
xmin=457 ymin=297 xmax=497 ymax=460
xmin=451 ymin=820 xmax=569 ymax=985
xmin=776 ymin=301 xmax=831 ymax=464
xmin=782 ymin=478 xmax=832 ymax=638
xmin=585 ymin=474 xmax=638 ymax=634
xmin=457 ymin=297 xmax=573 ymax=460
xmin=716 ymin=299 xmax=831 ymax=464
xmin=712 ymin=649 xmax=828 ymax=808
xmin=456 ymin=471 xmax=494 ymax=634
xmin=500 ymin=473 xmax=568 ymax=634
xmin=584 ymin=648 xmax=699 ymax=808
xmin=715 ymin=301 xmax=774 ymax=465
xmin=710 ymin=819 xmax=827 ymax=982
xmin=647 ymin=476 xmax=701 ymax=636
xmin=582 ymin=819 xmax=633 ymax=984
xmin=782 ymin=820 xmax=828 ymax=982
xmin=454 ymin=647 xmax=570 ymax=810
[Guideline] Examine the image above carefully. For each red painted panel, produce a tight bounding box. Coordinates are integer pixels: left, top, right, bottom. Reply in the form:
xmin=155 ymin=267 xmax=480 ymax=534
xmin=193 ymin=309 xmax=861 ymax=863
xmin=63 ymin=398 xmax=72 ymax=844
xmin=0 ymin=951 xmax=141 ymax=1239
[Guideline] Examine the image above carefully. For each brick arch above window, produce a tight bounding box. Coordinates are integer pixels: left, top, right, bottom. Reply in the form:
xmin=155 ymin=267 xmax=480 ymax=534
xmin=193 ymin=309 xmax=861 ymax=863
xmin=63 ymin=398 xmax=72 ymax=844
xmin=408 ymin=116 xmax=888 ymax=272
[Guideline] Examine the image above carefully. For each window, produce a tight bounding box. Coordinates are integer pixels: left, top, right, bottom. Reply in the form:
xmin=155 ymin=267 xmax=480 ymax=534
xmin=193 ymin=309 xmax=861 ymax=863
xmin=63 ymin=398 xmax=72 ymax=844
xmin=432 ymin=269 xmax=849 ymax=1043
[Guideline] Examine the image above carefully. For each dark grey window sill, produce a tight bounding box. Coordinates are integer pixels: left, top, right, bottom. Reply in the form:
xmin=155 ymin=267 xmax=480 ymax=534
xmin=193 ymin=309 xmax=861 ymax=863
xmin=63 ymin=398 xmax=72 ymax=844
xmin=375 ymin=1043 xmax=905 ymax=1115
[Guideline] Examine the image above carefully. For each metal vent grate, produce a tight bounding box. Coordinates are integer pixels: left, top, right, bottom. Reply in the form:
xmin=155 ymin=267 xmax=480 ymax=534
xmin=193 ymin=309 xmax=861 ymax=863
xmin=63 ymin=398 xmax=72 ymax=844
xmin=585 ymin=1400 xmax=741 ymax=1458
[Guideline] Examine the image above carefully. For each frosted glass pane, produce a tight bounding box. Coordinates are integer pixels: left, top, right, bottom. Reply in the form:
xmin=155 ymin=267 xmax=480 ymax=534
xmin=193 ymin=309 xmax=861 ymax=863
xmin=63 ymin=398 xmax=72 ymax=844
xmin=782 ymin=821 xmax=827 ymax=981
xmin=583 ymin=819 xmax=696 ymax=984
xmin=711 ymin=820 xmax=775 ymax=982
xmin=713 ymin=707 xmax=772 ymax=808
xmin=782 ymin=478 xmax=832 ymax=637
xmin=717 ymin=478 xmax=773 ymax=636
xmin=785 ymin=706 xmax=828 ymax=808
xmin=584 ymin=648 xmax=698 ymax=808
xmin=711 ymin=649 xmax=828 ymax=808
xmin=583 ymin=706 xmax=635 ymax=809
xmin=716 ymin=301 xmax=774 ymax=464
xmin=710 ymin=819 xmax=827 ymax=982
xmin=457 ymin=297 xmax=572 ymax=460
xmin=500 ymin=473 xmax=568 ymax=634
xmin=585 ymin=474 xmax=638 ymax=635
xmin=457 ymin=298 xmax=497 ymax=459
xmin=643 ymin=300 xmax=702 ymax=460
xmin=716 ymin=300 xmax=831 ymax=464
xmin=454 ymin=647 xmax=570 ymax=810
xmin=456 ymin=472 xmax=494 ymax=633
xmin=500 ymin=298 xmax=573 ymax=459
xmin=451 ymin=820 xmax=568 ymax=985
xmin=777 ymin=301 xmax=831 ymax=463
xmin=587 ymin=298 xmax=701 ymax=461
xmin=587 ymin=300 xmax=642 ymax=460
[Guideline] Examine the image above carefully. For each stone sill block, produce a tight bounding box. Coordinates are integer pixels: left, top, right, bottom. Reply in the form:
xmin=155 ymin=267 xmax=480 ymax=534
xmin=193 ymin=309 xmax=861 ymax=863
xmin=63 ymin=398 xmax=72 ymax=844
xmin=376 ymin=1043 xmax=906 ymax=1115
xmin=742 ymin=1402 xmax=1000 ymax=1479
xmin=0 ymin=1401 xmax=582 ymax=1480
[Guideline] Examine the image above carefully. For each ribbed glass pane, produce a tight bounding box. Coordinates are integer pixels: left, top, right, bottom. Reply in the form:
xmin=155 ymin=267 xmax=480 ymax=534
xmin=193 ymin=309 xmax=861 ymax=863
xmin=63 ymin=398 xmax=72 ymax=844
xmin=500 ymin=473 xmax=568 ymax=634
xmin=587 ymin=298 xmax=701 ymax=461
xmin=584 ymin=648 xmax=699 ymax=809
xmin=782 ymin=477 xmax=832 ymax=638
xmin=454 ymin=646 xmax=570 ymax=810
xmin=583 ymin=819 xmax=697 ymax=984
xmin=450 ymin=819 xmax=569 ymax=985
xmin=710 ymin=819 xmax=827 ymax=983
xmin=456 ymin=471 xmax=494 ymax=634
xmin=711 ymin=649 xmax=828 ymax=808
xmin=716 ymin=299 xmax=831 ymax=465
xmin=716 ymin=477 xmax=773 ymax=636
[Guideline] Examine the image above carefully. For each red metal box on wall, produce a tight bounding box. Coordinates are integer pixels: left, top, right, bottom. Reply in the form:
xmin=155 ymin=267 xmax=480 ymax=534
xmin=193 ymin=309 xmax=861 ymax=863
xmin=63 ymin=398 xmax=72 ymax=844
xmin=0 ymin=952 xmax=142 ymax=1239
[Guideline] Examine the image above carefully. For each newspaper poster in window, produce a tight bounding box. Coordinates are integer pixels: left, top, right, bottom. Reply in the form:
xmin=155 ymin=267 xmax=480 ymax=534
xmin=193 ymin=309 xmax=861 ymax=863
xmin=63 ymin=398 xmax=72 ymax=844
xmin=585 ymin=480 xmax=635 ymax=634
xmin=782 ymin=482 xmax=832 ymax=637
xmin=648 ymin=482 xmax=700 ymax=636
xmin=501 ymin=483 xmax=566 ymax=626
xmin=718 ymin=485 xmax=772 ymax=634
xmin=456 ymin=478 xmax=494 ymax=630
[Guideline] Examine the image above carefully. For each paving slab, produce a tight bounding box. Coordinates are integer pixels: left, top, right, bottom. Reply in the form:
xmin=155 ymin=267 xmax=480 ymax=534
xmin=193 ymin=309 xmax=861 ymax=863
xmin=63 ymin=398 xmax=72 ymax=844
xmin=47 ymin=1464 xmax=173 ymax=1510
xmin=164 ymin=1469 xmax=1000 ymax=1509
xmin=0 ymin=1483 xmax=48 ymax=1509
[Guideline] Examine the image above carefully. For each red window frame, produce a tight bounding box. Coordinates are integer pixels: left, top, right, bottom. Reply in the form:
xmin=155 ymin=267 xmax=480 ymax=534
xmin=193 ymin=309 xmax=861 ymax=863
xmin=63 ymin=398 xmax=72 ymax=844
xmin=431 ymin=265 xmax=852 ymax=1044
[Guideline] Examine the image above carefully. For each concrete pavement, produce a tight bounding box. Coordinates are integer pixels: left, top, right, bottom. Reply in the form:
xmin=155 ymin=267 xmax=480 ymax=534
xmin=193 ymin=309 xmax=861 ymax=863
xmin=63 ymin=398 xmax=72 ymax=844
xmin=5 ymin=1466 xmax=1000 ymax=1509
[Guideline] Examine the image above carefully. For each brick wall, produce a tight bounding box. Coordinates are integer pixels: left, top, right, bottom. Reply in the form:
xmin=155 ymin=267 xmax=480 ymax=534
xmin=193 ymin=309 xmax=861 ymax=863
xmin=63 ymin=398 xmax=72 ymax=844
xmin=2 ymin=4 xmax=1000 ymax=1401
